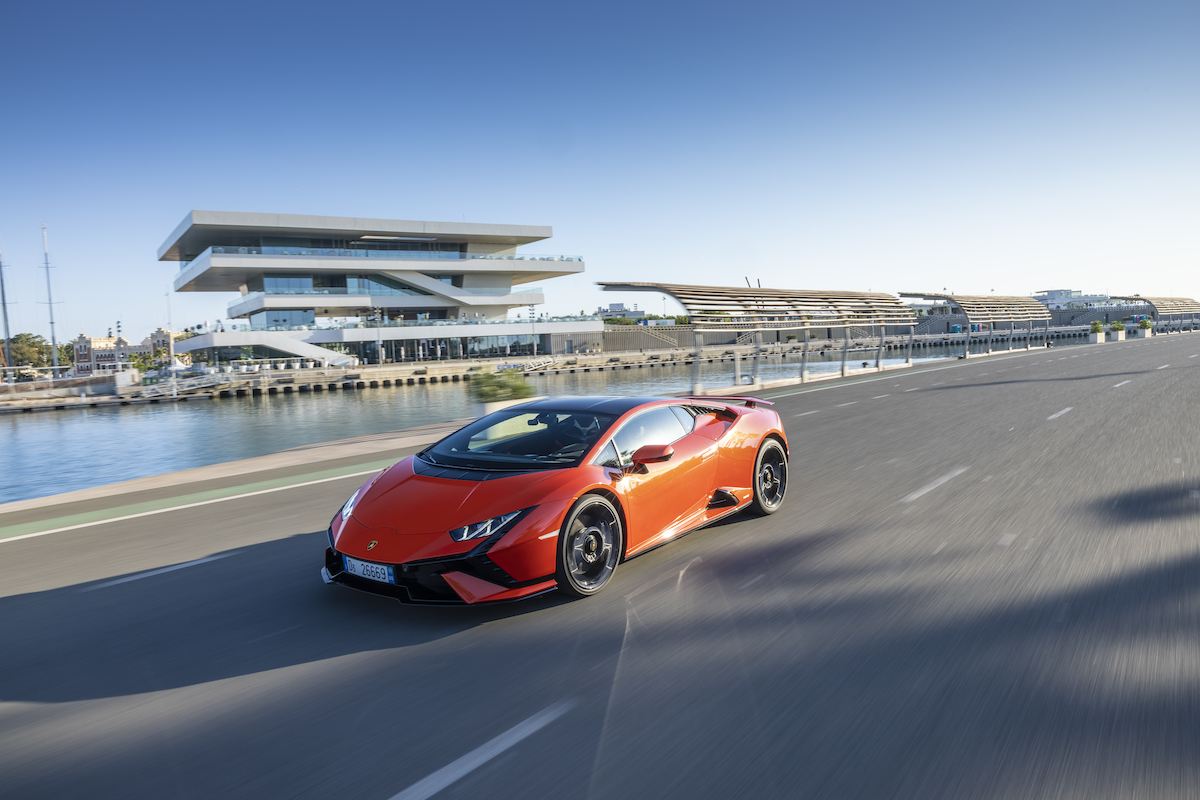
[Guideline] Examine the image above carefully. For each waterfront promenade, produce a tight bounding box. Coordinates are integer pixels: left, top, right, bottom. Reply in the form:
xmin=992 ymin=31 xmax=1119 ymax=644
xmin=2 ymin=332 xmax=1199 ymax=799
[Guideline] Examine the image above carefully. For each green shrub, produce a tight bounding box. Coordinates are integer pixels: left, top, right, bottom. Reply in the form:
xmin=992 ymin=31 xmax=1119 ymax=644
xmin=1138 ymin=318 xmax=1154 ymax=329
xmin=1108 ymin=320 xmax=1125 ymax=332
xmin=469 ymin=369 xmax=535 ymax=403
xmin=1089 ymin=320 xmax=1105 ymax=334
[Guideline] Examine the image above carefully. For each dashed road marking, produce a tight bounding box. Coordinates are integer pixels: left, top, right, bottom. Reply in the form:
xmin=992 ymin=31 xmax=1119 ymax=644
xmin=904 ymin=388 xmax=920 ymax=392
xmin=81 ymin=552 xmax=241 ymax=592
xmin=998 ymin=534 xmax=1017 ymax=546
xmin=1158 ymin=364 xmax=1170 ymax=369
xmin=388 ymin=700 xmax=577 ymax=800
xmin=794 ymin=410 xmax=820 ymax=417
xmin=836 ymin=402 xmax=857 ymax=407
xmin=932 ymin=542 xmax=948 ymax=555
xmin=901 ymin=467 xmax=969 ymax=503
xmin=872 ymin=395 xmax=890 ymax=399
xmin=1047 ymin=407 xmax=1073 ymax=420
xmin=1113 ymin=380 xmax=1131 ymax=387
xmin=740 ymin=574 xmax=765 ymax=589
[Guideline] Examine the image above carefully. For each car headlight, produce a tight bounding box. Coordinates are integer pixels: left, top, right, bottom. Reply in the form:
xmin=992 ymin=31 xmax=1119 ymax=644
xmin=340 ymin=487 xmax=362 ymax=522
xmin=449 ymin=511 xmax=523 ymax=542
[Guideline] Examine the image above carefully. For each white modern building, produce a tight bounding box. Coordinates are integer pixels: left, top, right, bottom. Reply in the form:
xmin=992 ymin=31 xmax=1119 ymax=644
xmin=159 ymin=211 xmax=603 ymax=366
xmin=1032 ymin=289 xmax=1115 ymax=309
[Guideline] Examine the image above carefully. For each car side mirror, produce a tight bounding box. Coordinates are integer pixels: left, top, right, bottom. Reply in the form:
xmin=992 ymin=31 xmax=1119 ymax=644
xmin=631 ymin=444 xmax=674 ymax=468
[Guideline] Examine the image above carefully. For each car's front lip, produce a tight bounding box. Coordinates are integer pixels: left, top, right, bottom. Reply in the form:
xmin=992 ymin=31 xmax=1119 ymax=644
xmin=323 ymin=531 xmax=555 ymax=605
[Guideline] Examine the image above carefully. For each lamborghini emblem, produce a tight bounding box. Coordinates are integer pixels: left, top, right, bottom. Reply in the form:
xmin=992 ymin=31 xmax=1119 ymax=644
xmin=367 ymin=540 xmax=378 ymax=550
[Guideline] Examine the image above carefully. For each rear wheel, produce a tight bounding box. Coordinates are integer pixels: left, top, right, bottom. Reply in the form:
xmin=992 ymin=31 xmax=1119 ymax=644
xmin=556 ymin=495 xmax=623 ymax=597
xmin=749 ymin=439 xmax=787 ymax=515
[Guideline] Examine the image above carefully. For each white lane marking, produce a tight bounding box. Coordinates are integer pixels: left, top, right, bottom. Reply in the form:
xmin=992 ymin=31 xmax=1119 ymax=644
xmin=872 ymin=394 xmax=890 ymax=399
xmin=932 ymin=542 xmax=947 ymax=555
xmin=982 ymin=475 xmax=993 ymax=483
xmin=794 ymin=410 xmax=820 ymax=417
xmin=1173 ymin=458 xmax=1182 ymax=464
xmin=1047 ymin=407 xmax=1073 ymax=420
xmin=538 ymin=531 xmax=559 ymax=540
xmin=1190 ymin=354 xmax=1198 ymax=359
xmin=998 ymin=534 xmax=1017 ymax=546
xmin=80 ymin=552 xmax=241 ymax=592
xmin=1157 ymin=364 xmax=1170 ymax=369
xmin=740 ymin=574 xmax=765 ymax=589
xmin=904 ymin=388 xmax=919 ymax=392
xmin=1 ymin=467 xmax=386 ymax=546
xmin=836 ymin=401 xmax=857 ymax=407
xmin=1113 ymin=380 xmax=1131 ymax=387
xmin=1058 ymin=357 xmax=1067 ymax=361
xmin=932 ymin=382 xmax=944 ymax=385
xmin=388 ymin=700 xmax=576 ymax=800
xmin=901 ymin=467 xmax=969 ymax=503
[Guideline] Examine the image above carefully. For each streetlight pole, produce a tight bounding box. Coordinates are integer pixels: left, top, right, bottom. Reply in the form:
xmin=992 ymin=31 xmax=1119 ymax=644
xmin=371 ymin=307 xmax=384 ymax=364
xmin=529 ymin=304 xmax=536 ymax=356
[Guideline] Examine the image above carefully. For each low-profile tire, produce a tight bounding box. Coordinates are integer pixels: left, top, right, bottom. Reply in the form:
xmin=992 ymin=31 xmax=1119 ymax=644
xmin=749 ymin=438 xmax=788 ymax=515
xmin=555 ymin=495 xmax=624 ymax=598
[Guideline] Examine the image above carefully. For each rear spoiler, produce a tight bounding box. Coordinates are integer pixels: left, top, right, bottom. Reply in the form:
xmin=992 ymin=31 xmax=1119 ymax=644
xmin=683 ymin=396 xmax=774 ymax=409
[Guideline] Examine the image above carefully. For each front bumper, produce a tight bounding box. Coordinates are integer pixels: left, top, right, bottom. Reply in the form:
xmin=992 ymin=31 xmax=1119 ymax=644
xmin=322 ymin=545 xmax=556 ymax=605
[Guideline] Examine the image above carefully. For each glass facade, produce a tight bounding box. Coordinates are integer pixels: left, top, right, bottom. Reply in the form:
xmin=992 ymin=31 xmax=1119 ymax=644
xmin=258 ymin=274 xmax=431 ymax=296
xmin=248 ymin=309 xmax=316 ymax=328
xmin=186 ymin=334 xmax=551 ymax=366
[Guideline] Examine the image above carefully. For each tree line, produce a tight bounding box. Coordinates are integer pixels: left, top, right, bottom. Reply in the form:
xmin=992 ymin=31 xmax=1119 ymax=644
xmin=0 ymin=334 xmax=74 ymax=368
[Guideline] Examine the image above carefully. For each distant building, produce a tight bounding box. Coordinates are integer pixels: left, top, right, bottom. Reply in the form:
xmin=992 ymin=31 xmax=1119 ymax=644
xmin=596 ymin=302 xmax=645 ymax=320
xmin=159 ymin=210 xmax=602 ymax=365
xmin=72 ymin=328 xmax=178 ymax=376
xmin=1032 ymin=289 xmax=1113 ymax=309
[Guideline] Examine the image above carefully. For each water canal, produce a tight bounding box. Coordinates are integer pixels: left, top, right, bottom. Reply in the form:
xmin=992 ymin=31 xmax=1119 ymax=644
xmin=0 ymin=342 xmax=1067 ymax=503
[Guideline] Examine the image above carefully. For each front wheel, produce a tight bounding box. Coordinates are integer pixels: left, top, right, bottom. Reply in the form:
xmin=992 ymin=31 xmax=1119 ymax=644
xmin=556 ymin=495 xmax=624 ymax=597
xmin=749 ymin=439 xmax=787 ymax=515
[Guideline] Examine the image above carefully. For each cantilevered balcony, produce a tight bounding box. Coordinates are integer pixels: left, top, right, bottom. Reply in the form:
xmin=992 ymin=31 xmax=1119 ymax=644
xmin=226 ymin=287 xmax=545 ymax=320
xmin=174 ymin=247 xmax=583 ymax=293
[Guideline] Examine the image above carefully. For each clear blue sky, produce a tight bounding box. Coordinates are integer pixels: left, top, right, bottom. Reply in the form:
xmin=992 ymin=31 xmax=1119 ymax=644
xmin=1 ymin=0 xmax=1196 ymax=341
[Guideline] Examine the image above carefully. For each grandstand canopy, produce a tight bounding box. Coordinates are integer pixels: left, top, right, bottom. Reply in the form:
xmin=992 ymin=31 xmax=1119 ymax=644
xmin=598 ymin=282 xmax=917 ymax=331
xmin=899 ymin=292 xmax=1051 ymax=325
xmin=1108 ymin=296 xmax=1200 ymax=316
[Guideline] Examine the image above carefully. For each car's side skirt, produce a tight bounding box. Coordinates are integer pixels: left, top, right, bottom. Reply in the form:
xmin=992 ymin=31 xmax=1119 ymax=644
xmin=622 ymin=499 xmax=750 ymax=560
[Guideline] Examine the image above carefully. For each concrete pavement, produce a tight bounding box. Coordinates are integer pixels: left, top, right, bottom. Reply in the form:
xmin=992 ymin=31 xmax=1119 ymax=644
xmin=1 ymin=334 xmax=1199 ymax=799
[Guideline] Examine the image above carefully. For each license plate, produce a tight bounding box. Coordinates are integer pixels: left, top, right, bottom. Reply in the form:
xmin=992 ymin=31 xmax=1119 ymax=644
xmin=343 ymin=555 xmax=395 ymax=584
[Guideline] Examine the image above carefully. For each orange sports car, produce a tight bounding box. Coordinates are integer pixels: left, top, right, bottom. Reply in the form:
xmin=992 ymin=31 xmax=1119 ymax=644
xmin=322 ymin=396 xmax=788 ymax=604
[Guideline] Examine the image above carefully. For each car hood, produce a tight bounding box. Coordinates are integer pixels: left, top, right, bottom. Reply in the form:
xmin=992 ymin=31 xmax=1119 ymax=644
xmin=350 ymin=456 xmax=568 ymax=533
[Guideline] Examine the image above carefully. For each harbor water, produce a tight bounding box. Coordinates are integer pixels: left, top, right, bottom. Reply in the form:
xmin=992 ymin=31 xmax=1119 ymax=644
xmin=0 ymin=342 xmax=1063 ymax=504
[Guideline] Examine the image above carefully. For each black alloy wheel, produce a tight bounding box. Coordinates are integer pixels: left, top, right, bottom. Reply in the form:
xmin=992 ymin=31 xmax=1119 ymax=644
xmin=556 ymin=495 xmax=624 ymax=597
xmin=749 ymin=439 xmax=788 ymax=515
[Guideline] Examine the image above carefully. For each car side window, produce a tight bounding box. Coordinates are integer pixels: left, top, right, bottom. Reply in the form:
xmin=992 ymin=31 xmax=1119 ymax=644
xmin=669 ymin=405 xmax=696 ymax=432
xmin=594 ymin=440 xmax=622 ymax=468
xmin=611 ymin=407 xmax=689 ymax=463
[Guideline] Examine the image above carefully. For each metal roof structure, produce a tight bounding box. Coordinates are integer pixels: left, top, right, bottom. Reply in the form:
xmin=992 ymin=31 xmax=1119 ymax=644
xmin=598 ymin=282 xmax=916 ymax=331
xmin=899 ymin=292 xmax=1051 ymax=325
xmin=1108 ymin=296 xmax=1200 ymax=316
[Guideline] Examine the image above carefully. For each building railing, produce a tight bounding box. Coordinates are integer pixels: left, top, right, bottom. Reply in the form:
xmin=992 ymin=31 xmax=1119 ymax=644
xmin=234 ymin=286 xmax=544 ymax=300
xmin=196 ymin=246 xmax=581 ymax=264
xmin=188 ymin=315 xmax=603 ymax=334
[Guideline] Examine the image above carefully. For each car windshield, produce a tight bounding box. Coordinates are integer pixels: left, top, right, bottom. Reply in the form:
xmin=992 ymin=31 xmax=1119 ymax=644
xmin=420 ymin=410 xmax=617 ymax=470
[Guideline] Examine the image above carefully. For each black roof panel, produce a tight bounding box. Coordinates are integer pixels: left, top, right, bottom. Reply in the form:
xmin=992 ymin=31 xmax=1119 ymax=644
xmin=514 ymin=396 xmax=672 ymax=415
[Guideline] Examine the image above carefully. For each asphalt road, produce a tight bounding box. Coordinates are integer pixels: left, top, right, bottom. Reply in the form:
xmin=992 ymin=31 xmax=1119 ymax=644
xmin=2 ymin=335 xmax=1199 ymax=799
